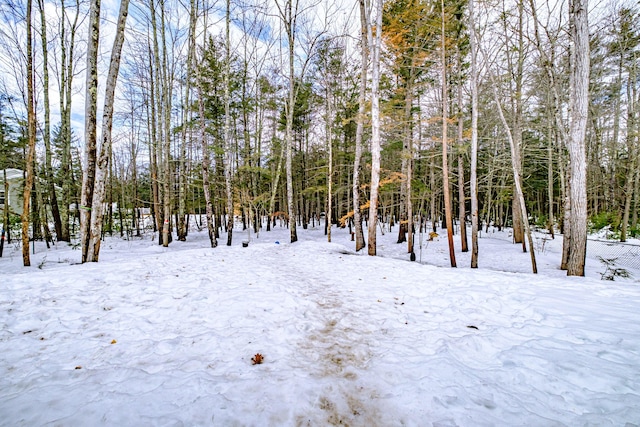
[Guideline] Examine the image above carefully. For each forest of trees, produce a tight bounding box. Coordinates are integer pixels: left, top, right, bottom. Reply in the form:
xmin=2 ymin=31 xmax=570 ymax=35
xmin=0 ymin=0 xmax=637 ymax=276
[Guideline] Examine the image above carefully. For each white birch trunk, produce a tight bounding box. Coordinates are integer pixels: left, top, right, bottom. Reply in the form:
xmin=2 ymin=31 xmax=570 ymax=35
xmin=87 ymin=0 xmax=130 ymax=262
xmin=489 ymin=76 xmax=538 ymax=274
xmin=367 ymin=0 xmax=382 ymax=256
xmin=224 ymin=0 xmax=234 ymax=246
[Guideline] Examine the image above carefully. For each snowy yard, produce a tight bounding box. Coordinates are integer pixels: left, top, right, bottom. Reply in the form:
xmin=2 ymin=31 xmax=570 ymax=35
xmin=1 ymin=222 xmax=639 ymax=426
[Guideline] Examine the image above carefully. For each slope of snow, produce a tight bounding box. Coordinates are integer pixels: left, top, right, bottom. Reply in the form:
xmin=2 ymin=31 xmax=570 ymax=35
xmin=1 ymin=222 xmax=639 ymax=426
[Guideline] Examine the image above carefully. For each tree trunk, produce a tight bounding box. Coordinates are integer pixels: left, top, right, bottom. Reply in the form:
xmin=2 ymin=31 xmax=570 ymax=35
xmin=490 ymin=76 xmax=538 ymax=274
xmin=177 ymin=125 xmax=188 ymax=241
xmin=37 ymin=0 xmax=63 ymax=242
xmin=60 ymin=0 xmax=80 ymax=242
xmin=353 ymin=0 xmax=368 ymax=252
xmin=145 ymin=33 xmax=162 ymax=239
xmin=179 ymin=0 xmax=200 ymax=243
xmin=326 ymin=86 xmax=333 ymax=243
xmin=469 ymin=0 xmax=479 ymax=268
xmin=22 ymin=0 xmax=36 ymax=266
xmin=86 ymin=0 xmax=130 ymax=262
xmin=547 ymin=121 xmax=555 ymax=238
xmin=161 ymin=2 xmax=173 ymax=248
xmin=80 ymin=0 xmax=101 ymax=263
xmin=454 ymin=48 xmax=468 ymax=253
xmin=528 ymin=0 xmax=568 ymax=242
xmin=223 ymin=0 xmax=234 ymax=246
xmin=430 ymin=150 xmax=437 ymax=232
xmin=268 ymin=142 xmax=285 ymax=231
xmin=620 ymin=57 xmax=637 ymax=242
xmin=1 ymin=169 xmax=9 ymax=257
xmin=407 ymin=119 xmax=414 ymax=256
xmin=368 ymin=0 xmax=382 ymax=256
xmin=441 ymin=0 xmax=456 ymax=268
xmin=512 ymin=0 xmax=526 ymax=246
xmin=566 ymin=0 xmax=589 ymax=276
xmin=285 ymin=77 xmax=297 ymax=242
xmin=199 ymin=81 xmax=217 ymax=248
xmin=273 ymin=0 xmax=299 ymax=243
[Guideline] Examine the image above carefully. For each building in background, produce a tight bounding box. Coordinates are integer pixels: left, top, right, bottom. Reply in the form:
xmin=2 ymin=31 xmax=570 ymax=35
xmin=0 ymin=168 xmax=25 ymax=217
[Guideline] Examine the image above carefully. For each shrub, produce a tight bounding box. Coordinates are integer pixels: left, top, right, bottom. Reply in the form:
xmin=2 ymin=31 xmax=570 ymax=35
xmin=588 ymin=212 xmax=619 ymax=234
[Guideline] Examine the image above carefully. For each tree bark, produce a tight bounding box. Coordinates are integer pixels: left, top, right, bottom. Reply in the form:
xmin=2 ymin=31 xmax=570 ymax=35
xmin=58 ymin=0 xmax=80 ymax=242
xmin=273 ymin=0 xmax=299 ymax=243
xmin=620 ymin=54 xmax=637 ymax=242
xmin=37 ymin=0 xmax=63 ymax=241
xmin=469 ymin=0 xmax=479 ymax=268
xmin=199 ymin=82 xmax=217 ymax=247
xmin=86 ymin=0 xmax=130 ymax=262
xmin=196 ymin=8 xmax=217 ymax=247
xmin=368 ymin=0 xmax=382 ymax=256
xmin=1 ymin=169 xmax=9 ymax=256
xmin=566 ymin=0 xmax=589 ymax=276
xmin=491 ymin=78 xmax=538 ymax=274
xmin=441 ymin=0 xmax=456 ymax=268
xmin=353 ymin=0 xmax=368 ymax=252
xmin=22 ymin=0 xmax=37 ymax=266
xmin=224 ymin=0 xmax=234 ymax=246
xmin=457 ymin=61 xmax=467 ymax=253
xmin=80 ymin=0 xmax=101 ymax=263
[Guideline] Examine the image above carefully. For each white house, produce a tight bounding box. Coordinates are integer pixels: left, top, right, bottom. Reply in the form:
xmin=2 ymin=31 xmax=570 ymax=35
xmin=0 ymin=168 xmax=25 ymax=217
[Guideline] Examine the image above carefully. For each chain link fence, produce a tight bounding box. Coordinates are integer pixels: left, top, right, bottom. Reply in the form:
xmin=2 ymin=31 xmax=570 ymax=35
xmin=586 ymin=239 xmax=640 ymax=270
xmin=482 ymin=228 xmax=640 ymax=271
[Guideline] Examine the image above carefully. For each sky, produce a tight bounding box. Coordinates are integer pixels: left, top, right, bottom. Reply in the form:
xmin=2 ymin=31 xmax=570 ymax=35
xmin=0 ymin=0 xmax=359 ymax=154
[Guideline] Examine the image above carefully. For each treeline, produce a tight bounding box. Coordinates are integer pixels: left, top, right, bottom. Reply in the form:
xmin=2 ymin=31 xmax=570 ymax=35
xmin=0 ymin=0 xmax=637 ymax=274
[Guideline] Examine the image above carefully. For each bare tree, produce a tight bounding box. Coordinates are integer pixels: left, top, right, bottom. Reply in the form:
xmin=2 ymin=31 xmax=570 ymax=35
xmin=224 ymin=0 xmax=234 ymax=246
xmin=367 ymin=0 xmax=382 ymax=256
xmin=274 ymin=0 xmax=300 ymax=243
xmin=79 ymin=0 xmax=100 ymax=263
xmin=57 ymin=0 xmax=82 ymax=242
xmin=456 ymin=59 xmax=468 ymax=253
xmin=469 ymin=0 xmax=479 ymax=268
xmin=441 ymin=0 xmax=456 ymax=267
xmin=22 ymin=0 xmax=37 ymax=266
xmin=86 ymin=0 xmax=130 ymax=262
xmin=481 ymin=22 xmax=538 ymax=274
xmin=37 ymin=0 xmax=64 ymax=242
xmin=273 ymin=0 xmax=324 ymax=243
xmin=491 ymin=80 xmax=538 ymax=274
xmin=352 ymin=0 xmax=368 ymax=252
xmin=326 ymin=84 xmax=333 ymax=243
xmin=566 ymin=0 xmax=589 ymax=276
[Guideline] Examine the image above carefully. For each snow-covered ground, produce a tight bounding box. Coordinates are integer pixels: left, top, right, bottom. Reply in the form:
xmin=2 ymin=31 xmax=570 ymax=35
xmin=1 ymin=221 xmax=639 ymax=426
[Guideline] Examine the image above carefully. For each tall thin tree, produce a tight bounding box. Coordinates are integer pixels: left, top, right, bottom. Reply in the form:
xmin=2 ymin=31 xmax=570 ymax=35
xmin=353 ymin=0 xmax=368 ymax=252
xmin=368 ymin=0 xmax=382 ymax=256
xmin=469 ymin=0 xmax=479 ymax=268
xmin=566 ymin=0 xmax=589 ymax=276
xmin=22 ymin=0 xmax=37 ymax=266
xmin=86 ymin=0 xmax=130 ymax=262
xmin=79 ymin=0 xmax=101 ymax=263
xmin=224 ymin=0 xmax=234 ymax=246
xmin=441 ymin=0 xmax=456 ymax=267
xmin=37 ymin=0 xmax=63 ymax=241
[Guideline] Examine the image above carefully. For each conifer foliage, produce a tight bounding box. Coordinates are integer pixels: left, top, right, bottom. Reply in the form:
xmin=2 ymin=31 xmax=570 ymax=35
xmin=1 ymin=0 xmax=637 ymax=276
